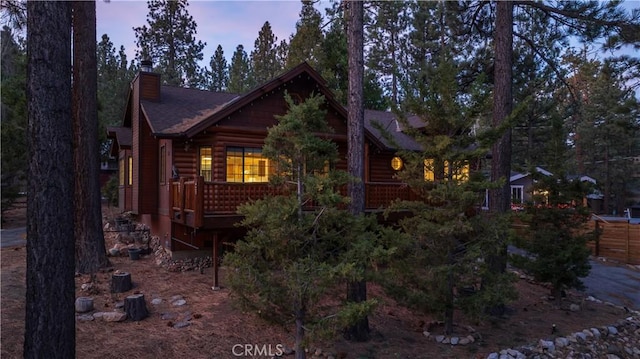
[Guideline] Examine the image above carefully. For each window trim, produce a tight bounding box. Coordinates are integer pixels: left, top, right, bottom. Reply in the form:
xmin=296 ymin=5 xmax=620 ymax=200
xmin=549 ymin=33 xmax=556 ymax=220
xmin=200 ymin=146 xmax=212 ymax=182
xmin=225 ymin=146 xmax=270 ymax=183
xmin=511 ymin=185 xmax=524 ymax=204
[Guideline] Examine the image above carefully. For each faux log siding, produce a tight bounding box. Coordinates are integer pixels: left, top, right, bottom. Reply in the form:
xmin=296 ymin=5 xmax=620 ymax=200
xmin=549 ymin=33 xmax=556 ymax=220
xmin=172 ymin=141 xmax=197 ymax=179
xmin=369 ymin=151 xmax=402 ymax=183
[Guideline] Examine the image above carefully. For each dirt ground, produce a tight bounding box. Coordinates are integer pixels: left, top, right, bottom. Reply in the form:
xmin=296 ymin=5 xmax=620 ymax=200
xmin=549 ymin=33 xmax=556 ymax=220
xmin=0 ymin=202 xmax=632 ymax=359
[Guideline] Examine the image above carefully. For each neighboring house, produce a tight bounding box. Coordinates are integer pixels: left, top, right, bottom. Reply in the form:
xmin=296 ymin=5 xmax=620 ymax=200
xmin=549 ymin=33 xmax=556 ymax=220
xmin=509 ymin=167 xmax=553 ymax=209
xmin=108 ymin=62 xmax=424 ymax=255
xmin=508 ymin=166 xmax=598 ymax=210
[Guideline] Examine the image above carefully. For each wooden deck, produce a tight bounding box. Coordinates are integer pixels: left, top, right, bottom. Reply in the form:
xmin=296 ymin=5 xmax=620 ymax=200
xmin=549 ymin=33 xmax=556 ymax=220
xmin=170 ymin=176 xmax=417 ymax=229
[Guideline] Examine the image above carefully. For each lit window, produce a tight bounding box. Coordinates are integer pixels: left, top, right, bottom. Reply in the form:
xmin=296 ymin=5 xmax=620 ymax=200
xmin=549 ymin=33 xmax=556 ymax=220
xmin=391 ymin=156 xmax=403 ymax=171
xmin=128 ymin=156 xmax=132 ymax=185
xmin=226 ymin=147 xmax=270 ymax=183
xmin=200 ymin=146 xmax=212 ymax=182
xmin=424 ymin=159 xmax=435 ymax=181
xmin=424 ymin=159 xmax=469 ymax=182
xmin=448 ymin=161 xmax=469 ymax=182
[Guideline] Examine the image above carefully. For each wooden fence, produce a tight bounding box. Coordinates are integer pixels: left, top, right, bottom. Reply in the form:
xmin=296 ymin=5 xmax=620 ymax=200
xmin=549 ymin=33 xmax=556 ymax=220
xmin=587 ymin=219 xmax=640 ymax=265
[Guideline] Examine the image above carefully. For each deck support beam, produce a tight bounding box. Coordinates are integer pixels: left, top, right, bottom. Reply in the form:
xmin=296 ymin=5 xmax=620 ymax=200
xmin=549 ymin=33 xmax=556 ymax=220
xmin=212 ymin=232 xmax=220 ymax=291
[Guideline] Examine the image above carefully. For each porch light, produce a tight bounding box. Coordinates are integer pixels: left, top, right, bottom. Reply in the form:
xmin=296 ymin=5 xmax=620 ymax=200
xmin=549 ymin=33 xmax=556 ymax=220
xmin=391 ymin=156 xmax=403 ymax=171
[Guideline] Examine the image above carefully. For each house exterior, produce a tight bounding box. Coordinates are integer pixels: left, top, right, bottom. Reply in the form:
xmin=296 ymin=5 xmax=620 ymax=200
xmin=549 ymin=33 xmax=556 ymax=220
xmin=508 ymin=167 xmax=598 ymax=210
xmin=108 ymin=62 xmax=424 ymax=256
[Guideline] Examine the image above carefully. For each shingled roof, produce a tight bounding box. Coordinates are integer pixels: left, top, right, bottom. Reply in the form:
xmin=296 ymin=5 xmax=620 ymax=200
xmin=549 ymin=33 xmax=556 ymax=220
xmin=106 ymin=126 xmax=132 ymax=148
xmin=106 ymin=125 xmax=133 ymax=157
xmin=363 ymin=110 xmax=422 ymax=151
xmin=134 ymin=62 xmax=422 ymax=152
xmin=141 ymin=87 xmax=239 ymax=135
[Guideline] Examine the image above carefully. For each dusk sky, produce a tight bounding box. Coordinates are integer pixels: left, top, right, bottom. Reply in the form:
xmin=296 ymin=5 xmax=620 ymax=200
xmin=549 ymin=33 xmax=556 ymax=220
xmin=96 ymin=0 xmax=318 ymax=66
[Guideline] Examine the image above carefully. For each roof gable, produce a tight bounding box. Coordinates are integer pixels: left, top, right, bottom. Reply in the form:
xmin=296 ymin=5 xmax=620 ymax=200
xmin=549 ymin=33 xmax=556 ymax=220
xmin=137 ymin=62 xmax=421 ymax=152
xmin=183 ymin=62 xmax=345 ymax=138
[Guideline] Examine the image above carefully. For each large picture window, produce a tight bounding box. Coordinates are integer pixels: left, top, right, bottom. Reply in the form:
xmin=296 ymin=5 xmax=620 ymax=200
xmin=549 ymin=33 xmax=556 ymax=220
xmin=226 ymin=147 xmax=270 ymax=183
xmin=200 ymin=146 xmax=212 ymax=182
xmin=424 ymin=159 xmax=469 ymax=182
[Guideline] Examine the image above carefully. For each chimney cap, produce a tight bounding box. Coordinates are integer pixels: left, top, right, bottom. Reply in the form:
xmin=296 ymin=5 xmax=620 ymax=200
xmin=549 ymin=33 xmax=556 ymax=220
xmin=140 ymin=59 xmax=153 ymax=72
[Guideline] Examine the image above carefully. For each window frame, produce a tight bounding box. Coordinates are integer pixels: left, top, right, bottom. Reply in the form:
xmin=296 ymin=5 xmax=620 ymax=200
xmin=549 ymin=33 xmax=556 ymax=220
xmin=225 ymin=146 xmax=270 ymax=183
xmin=511 ymin=185 xmax=524 ymax=204
xmin=199 ymin=146 xmax=212 ymax=182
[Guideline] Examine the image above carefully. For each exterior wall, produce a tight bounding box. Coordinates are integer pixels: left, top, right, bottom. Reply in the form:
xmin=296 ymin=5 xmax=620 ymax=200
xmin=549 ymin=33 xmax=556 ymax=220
xmin=117 ymin=149 xmax=133 ymax=212
xmin=131 ymin=72 xmax=161 ymax=214
xmin=369 ymin=151 xmax=402 ymax=183
xmin=511 ymin=177 xmax=534 ymax=203
xmin=136 ymin=72 xmax=411 ymax=252
xmin=132 ymin=77 xmax=140 ymax=213
xmin=158 ymin=139 xmax=172 ymax=217
xmin=138 ymin=116 xmax=159 ymax=214
xmin=138 ymin=213 xmax=171 ymax=249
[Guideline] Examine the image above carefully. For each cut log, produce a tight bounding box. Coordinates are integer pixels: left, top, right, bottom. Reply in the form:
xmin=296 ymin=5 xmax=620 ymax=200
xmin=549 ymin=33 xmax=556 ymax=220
xmin=124 ymin=294 xmax=148 ymax=321
xmin=75 ymin=297 xmax=94 ymax=313
xmin=110 ymin=272 xmax=132 ymax=293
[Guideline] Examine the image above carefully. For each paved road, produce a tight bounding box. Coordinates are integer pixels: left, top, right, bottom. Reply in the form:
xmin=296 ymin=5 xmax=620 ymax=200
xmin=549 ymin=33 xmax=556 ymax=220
xmin=0 ymin=227 xmax=26 ymax=248
xmin=583 ymin=259 xmax=640 ymax=311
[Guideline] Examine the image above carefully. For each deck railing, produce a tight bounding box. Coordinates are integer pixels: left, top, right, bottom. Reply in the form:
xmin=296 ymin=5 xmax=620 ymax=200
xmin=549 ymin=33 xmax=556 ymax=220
xmin=170 ymin=176 xmax=416 ymax=228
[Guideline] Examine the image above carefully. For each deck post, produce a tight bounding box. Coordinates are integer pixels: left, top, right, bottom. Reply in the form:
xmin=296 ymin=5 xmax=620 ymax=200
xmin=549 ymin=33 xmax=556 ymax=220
xmin=194 ymin=176 xmax=204 ymax=228
xmin=179 ymin=177 xmax=185 ymax=224
xmin=212 ymin=232 xmax=220 ymax=291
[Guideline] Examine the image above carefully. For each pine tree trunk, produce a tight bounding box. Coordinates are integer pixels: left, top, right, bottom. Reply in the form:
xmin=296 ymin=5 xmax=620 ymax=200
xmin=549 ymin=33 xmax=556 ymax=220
xmin=485 ymin=1 xmax=513 ymax=317
xmin=24 ymin=2 xmax=76 ymax=358
xmin=345 ymin=0 xmax=369 ymax=342
xmin=444 ymin=250 xmax=455 ymax=335
xmin=490 ymin=1 xmax=513 ymax=215
xmin=72 ymin=1 xmax=111 ymax=274
xmin=294 ymin=306 xmax=306 ymax=359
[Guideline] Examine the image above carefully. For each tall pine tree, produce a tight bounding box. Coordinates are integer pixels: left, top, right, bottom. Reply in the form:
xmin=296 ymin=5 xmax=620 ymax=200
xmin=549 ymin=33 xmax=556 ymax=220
xmin=134 ymin=0 xmax=206 ymax=88
xmin=225 ymin=93 xmax=386 ymax=359
xmin=286 ymin=0 xmax=324 ymax=70
xmin=250 ymin=21 xmax=280 ymax=84
xmin=207 ymin=44 xmax=228 ymax=92
xmin=25 ymin=2 xmax=76 ymax=356
xmin=228 ymin=44 xmax=250 ymax=93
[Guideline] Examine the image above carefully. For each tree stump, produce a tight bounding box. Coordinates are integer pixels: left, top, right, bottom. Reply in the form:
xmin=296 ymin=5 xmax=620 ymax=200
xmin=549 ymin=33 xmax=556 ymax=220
xmin=75 ymin=297 xmax=94 ymax=313
xmin=110 ymin=272 xmax=132 ymax=293
xmin=124 ymin=294 xmax=148 ymax=321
